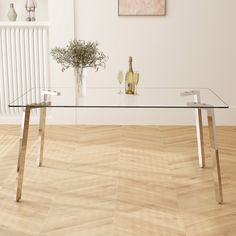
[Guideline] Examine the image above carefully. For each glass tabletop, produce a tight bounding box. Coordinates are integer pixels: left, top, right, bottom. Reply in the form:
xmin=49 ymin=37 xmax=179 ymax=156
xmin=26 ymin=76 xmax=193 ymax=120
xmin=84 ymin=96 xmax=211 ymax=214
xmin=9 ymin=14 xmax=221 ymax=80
xmin=9 ymin=87 xmax=229 ymax=109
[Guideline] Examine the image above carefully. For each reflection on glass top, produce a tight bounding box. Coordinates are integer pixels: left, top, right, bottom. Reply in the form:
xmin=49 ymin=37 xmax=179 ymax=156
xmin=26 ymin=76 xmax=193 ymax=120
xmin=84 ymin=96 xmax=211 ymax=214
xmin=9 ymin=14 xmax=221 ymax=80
xmin=9 ymin=87 xmax=229 ymax=109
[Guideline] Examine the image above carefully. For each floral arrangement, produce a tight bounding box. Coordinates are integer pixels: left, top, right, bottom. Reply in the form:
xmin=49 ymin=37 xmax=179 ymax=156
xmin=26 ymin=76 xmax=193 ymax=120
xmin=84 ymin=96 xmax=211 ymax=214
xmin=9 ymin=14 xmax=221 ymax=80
xmin=51 ymin=40 xmax=108 ymax=72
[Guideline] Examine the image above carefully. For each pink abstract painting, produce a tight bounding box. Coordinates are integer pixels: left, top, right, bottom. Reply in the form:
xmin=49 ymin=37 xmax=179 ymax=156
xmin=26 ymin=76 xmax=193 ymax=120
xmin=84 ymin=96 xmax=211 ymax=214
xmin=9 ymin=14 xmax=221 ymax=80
xmin=119 ymin=0 xmax=166 ymax=16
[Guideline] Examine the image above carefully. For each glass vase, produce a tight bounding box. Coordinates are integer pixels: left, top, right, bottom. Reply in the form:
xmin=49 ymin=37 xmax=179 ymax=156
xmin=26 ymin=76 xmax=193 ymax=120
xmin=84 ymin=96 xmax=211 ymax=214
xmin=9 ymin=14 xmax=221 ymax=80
xmin=74 ymin=67 xmax=87 ymax=101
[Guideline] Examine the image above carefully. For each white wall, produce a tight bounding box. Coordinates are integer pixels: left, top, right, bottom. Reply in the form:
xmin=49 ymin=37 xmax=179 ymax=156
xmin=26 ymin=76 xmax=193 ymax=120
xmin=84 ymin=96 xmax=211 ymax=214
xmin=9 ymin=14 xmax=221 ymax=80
xmin=48 ymin=0 xmax=75 ymax=124
xmin=0 ymin=0 xmax=48 ymax=21
xmin=74 ymin=0 xmax=236 ymax=125
xmin=0 ymin=0 xmax=235 ymax=125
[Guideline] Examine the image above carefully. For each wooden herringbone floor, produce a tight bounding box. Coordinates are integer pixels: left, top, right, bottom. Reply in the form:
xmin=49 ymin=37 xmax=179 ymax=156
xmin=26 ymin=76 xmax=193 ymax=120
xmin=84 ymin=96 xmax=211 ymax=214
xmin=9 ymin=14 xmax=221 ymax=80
xmin=0 ymin=125 xmax=236 ymax=236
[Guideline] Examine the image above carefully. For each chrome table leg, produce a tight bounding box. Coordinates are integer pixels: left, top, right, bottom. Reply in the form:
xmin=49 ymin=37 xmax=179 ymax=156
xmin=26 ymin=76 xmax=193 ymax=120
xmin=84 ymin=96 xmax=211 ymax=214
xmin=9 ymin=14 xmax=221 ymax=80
xmin=16 ymin=107 xmax=31 ymax=202
xmin=38 ymin=107 xmax=47 ymax=167
xmin=195 ymin=108 xmax=205 ymax=168
xmin=207 ymin=108 xmax=223 ymax=204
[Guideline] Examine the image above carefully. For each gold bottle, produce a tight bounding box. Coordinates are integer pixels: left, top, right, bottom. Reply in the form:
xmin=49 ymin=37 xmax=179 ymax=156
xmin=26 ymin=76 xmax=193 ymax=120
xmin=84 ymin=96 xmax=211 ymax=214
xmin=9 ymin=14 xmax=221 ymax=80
xmin=125 ymin=56 xmax=135 ymax=95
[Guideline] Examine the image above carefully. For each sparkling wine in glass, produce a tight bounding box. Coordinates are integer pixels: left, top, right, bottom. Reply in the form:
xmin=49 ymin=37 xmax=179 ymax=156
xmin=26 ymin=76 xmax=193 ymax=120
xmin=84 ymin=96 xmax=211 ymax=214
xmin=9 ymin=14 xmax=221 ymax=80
xmin=133 ymin=72 xmax=140 ymax=95
xmin=117 ymin=71 xmax=124 ymax=94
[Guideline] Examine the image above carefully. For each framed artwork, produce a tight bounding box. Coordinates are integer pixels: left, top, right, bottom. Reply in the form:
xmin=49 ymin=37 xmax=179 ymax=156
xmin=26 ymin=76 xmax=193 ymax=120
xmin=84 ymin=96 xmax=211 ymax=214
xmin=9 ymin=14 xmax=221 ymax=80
xmin=118 ymin=0 xmax=166 ymax=16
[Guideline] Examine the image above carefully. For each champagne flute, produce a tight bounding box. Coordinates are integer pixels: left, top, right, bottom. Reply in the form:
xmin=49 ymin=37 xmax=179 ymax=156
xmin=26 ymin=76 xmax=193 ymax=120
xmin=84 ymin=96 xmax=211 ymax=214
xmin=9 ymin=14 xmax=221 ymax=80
xmin=133 ymin=72 xmax=140 ymax=95
xmin=117 ymin=71 xmax=124 ymax=94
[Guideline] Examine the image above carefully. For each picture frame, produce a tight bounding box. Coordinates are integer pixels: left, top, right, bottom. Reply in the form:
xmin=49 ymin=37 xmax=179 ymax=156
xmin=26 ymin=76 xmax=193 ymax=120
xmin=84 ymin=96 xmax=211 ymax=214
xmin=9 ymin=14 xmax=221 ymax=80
xmin=118 ymin=0 xmax=166 ymax=16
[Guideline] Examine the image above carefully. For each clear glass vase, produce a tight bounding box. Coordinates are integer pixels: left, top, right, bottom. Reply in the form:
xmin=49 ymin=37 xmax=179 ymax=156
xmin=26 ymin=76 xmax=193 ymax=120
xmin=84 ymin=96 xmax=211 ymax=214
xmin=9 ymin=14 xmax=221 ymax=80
xmin=74 ymin=67 xmax=87 ymax=101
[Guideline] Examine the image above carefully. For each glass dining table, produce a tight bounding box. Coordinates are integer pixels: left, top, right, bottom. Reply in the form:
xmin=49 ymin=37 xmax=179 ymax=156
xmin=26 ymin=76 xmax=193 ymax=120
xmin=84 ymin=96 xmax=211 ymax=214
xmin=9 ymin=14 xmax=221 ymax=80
xmin=9 ymin=87 xmax=229 ymax=204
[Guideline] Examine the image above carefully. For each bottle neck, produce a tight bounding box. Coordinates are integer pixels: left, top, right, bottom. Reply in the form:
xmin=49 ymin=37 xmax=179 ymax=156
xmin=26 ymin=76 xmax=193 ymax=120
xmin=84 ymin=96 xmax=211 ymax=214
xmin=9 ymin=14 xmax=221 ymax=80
xmin=128 ymin=57 xmax=133 ymax=73
xmin=10 ymin=3 xmax=14 ymax=8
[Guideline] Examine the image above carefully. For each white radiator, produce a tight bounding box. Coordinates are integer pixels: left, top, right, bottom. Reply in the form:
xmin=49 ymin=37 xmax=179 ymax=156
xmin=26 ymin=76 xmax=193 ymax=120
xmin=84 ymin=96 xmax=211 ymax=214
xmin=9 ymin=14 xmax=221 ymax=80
xmin=0 ymin=22 xmax=50 ymax=114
